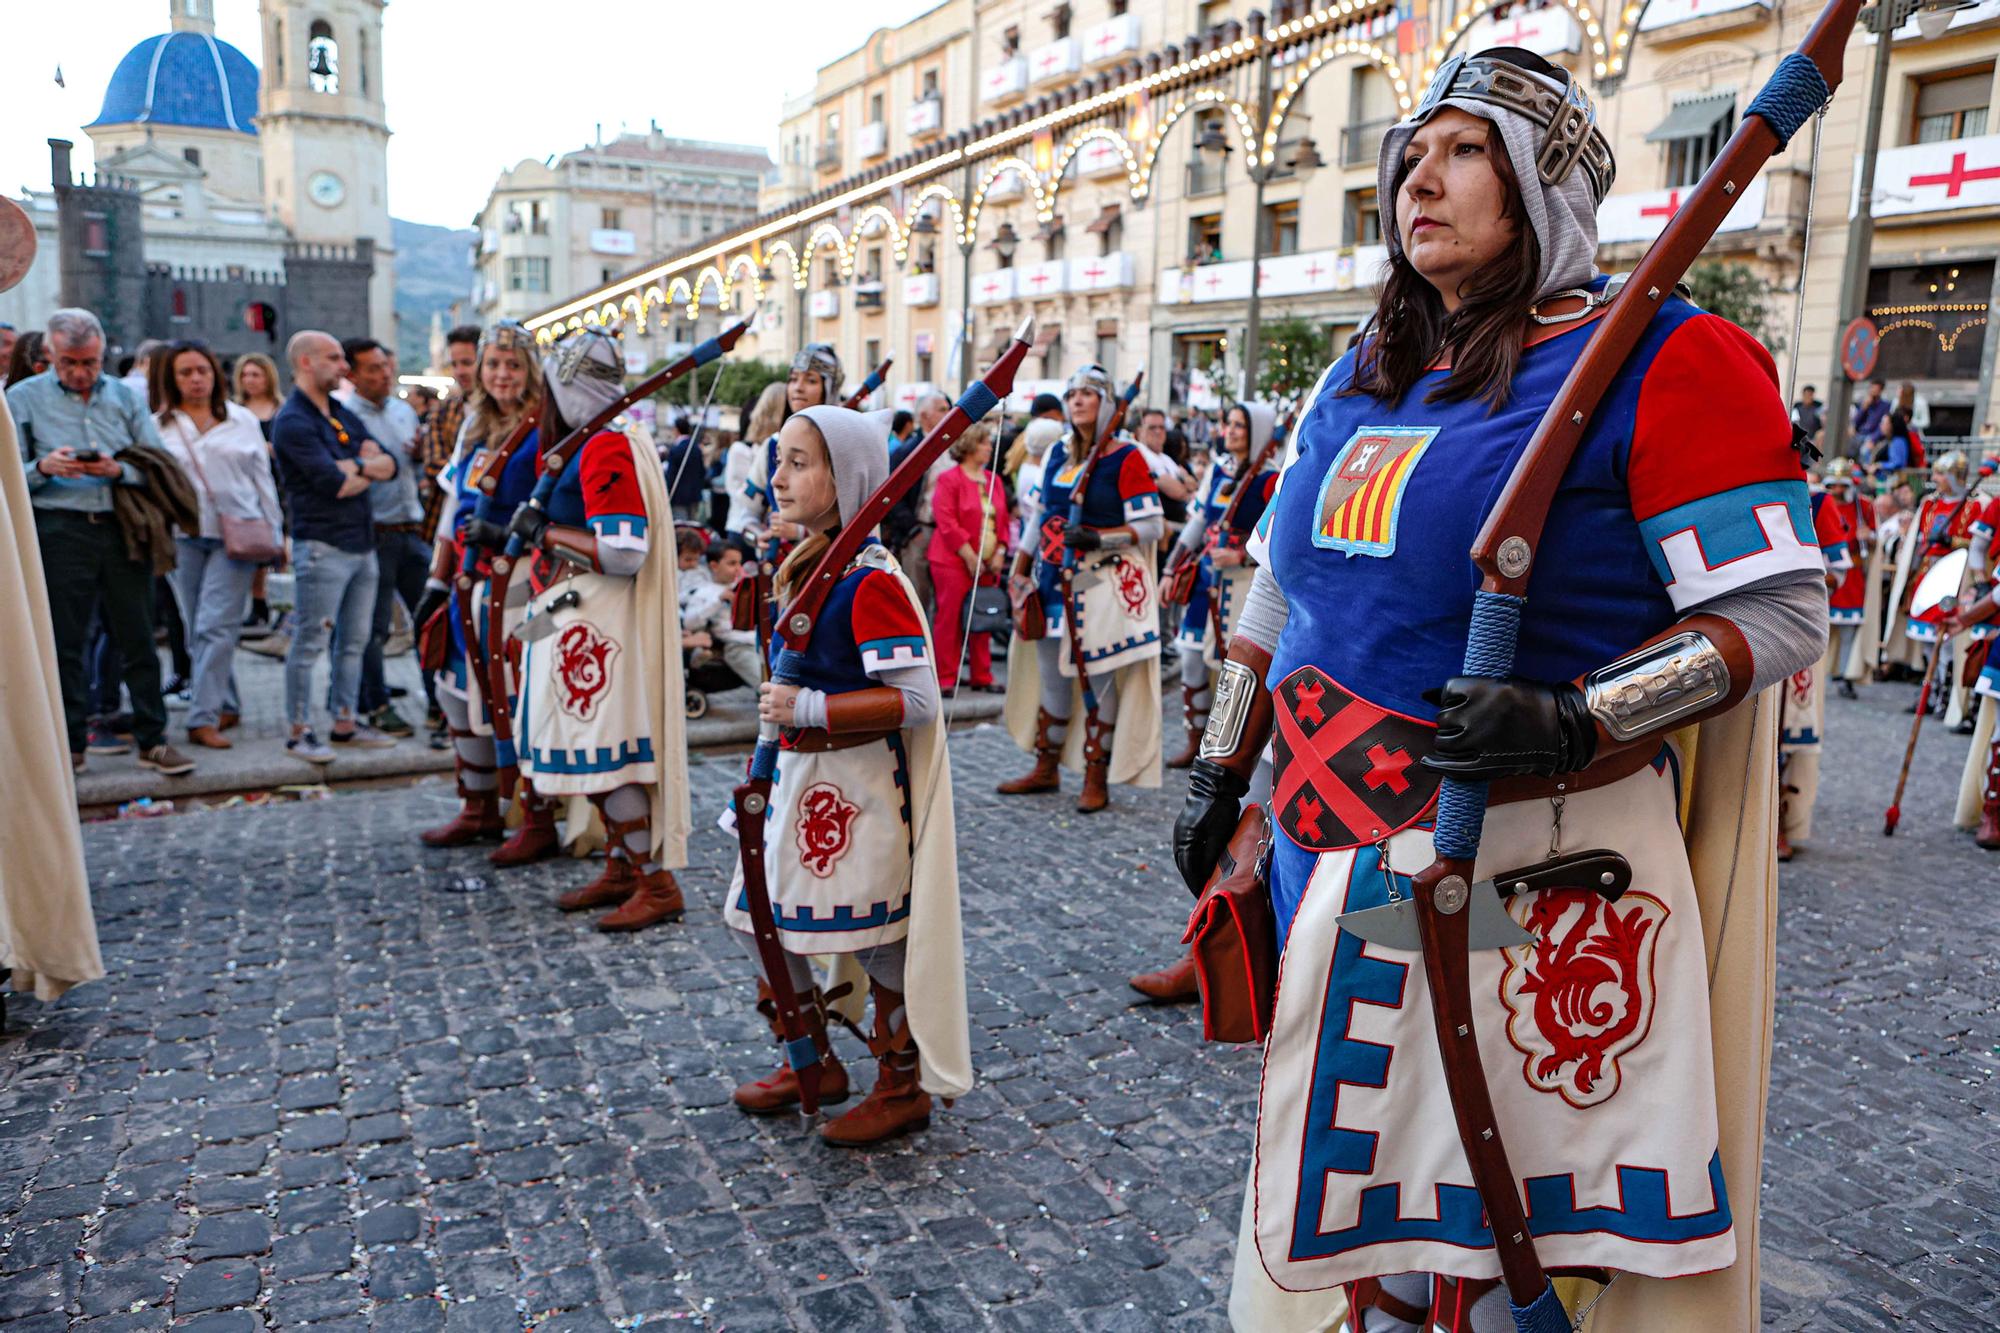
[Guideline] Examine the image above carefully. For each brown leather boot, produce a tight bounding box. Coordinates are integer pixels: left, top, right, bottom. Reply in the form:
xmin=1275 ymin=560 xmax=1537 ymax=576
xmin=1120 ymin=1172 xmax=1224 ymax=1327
xmin=1165 ymin=685 xmax=1203 ymax=770
xmin=556 ymin=854 xmax=636 ymax=911
xmin=421 ymin=761 xmax=505 ymax=846
xmin=733 ymin=983 xmax=851 ymax=1114
xmin=596 ymin=868 xmax=686 ymax=932
xmin=1077 ymin=716 xmax=1112 ymax=813
xmin=1978 ymin=740 xmax=2000 ymax=851
xmin=187 ymin=725 xmax=232 ymax=750
xmin=821 ymin=982 xmax=931 ymax=1147
xmin=491 ymin=786 xmax=561 ymax=867
xmin=1129 ymin=951 xmax=1200 ymax=1002
xmin=996 ymin=708 xmax=1064 ymax=795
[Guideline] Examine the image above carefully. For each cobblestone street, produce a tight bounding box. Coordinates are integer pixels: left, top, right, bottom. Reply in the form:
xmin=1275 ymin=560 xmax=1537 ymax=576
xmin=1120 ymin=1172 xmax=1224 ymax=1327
xmin=3 ymin=686 xmax=1996 ymax=1331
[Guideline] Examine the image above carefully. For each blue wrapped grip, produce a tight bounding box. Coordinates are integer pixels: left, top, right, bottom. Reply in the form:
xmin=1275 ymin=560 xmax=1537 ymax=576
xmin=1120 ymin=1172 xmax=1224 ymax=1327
xmin=747 ymin=741 xmax=780 ymax=784
xmin=956 ymin=382 xmax=1000 ymax=422
xmin=1432 ymin=591 xmax=1524 ymax=860
xmin=1746 ymin=53 xmax=1829 ymax=150
xmin=1509 ymin=1282 xmax=1572 ymax=1333
xmin=691 ymin=334 xmax=726 ymax=366
xmin=783 ymin=1034 xmax=819 ymax=1074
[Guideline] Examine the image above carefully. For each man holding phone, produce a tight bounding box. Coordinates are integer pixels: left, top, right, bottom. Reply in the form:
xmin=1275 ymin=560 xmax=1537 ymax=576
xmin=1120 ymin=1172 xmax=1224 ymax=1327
xmin=9 ymin=308 xmax=194 ymax=776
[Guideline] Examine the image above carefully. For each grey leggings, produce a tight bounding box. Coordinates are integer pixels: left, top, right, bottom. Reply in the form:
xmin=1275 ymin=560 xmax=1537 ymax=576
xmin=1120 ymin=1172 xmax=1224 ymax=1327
xmin=598 ymin=783 xmax=658 ymax=875
xmin=1036 ymin=635 xmax=1121 ymax=727
xmin=437 ymin=685 xmax=497 ymax=792
xmin=738 ymin=934 xmax=910 ymax=1023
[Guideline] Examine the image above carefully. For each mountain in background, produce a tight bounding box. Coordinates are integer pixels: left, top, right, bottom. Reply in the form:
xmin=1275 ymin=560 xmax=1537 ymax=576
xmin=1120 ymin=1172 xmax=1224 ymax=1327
xmin=392 ymin=217 xmax=477 ymax=371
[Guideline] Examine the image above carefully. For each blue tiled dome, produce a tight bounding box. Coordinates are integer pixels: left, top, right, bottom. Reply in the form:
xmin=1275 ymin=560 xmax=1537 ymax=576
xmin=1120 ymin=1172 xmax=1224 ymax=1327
xmin=89 ymin=30 xmax=259 ymax=135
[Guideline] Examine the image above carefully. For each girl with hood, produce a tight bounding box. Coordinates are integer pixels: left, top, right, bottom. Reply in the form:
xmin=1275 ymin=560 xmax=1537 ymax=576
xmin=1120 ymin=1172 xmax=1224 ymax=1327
xmin=724 ymin=404 xmax=972 ymax=1147
xmin=999 ymin=364 xmax=1164 ymax=812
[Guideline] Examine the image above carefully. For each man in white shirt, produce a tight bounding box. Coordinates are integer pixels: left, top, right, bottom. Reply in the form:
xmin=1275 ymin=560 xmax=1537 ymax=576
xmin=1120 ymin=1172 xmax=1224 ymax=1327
xmin=339 ymin=337 xmax=425 ymax=738
xmin=681 ymin=536 xmax=760 ymax=691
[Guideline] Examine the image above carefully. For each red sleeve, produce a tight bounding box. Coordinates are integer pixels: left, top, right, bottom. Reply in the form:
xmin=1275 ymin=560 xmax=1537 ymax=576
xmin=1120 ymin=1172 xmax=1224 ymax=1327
xmin=989 ymin=469 xmax=1010 ymax=538
xmin=1628 ymin=314 xmax=1819 ymax=610
xmin=1116 ymin=446 xmax=1157 ymax=502
xmin=853 ymin=567 xmax=929 ymax=672
xmin=577 ymin=431 xmax=651 ymax=543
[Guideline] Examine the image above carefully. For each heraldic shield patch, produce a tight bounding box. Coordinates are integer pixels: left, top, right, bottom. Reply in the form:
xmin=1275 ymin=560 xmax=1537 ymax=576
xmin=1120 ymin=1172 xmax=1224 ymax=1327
xmin=1271 ymin=665 xmax=1441 ymax=852
xmin=1312 ymin=425 xmax=1439 ymax=557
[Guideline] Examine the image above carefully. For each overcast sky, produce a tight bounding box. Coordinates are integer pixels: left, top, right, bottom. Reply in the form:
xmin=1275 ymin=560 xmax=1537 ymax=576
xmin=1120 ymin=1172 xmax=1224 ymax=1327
xmin=2 ymin=1 xmax=932 ymax=230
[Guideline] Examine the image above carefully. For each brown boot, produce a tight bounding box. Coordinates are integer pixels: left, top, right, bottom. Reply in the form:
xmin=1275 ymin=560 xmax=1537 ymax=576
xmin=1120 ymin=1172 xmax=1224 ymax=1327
xmin=1129 ymin=951 xmax=1200 ymax=1002
xmin=1977 ymin=741 xmax=2000 ymax=851
xmin=733 ymin=982 xmax=851 ymax=1114
xmin=187 ymin=725 xmax=232 ymax=750
xmin=1077 ymin=716 xmax=1112 ymax=814
xmin=420 ymin=761 xmax=504 ymax=846
xmin=491 ymin=786 xmax=561 ymax=867
xmin=596 ymin=868 xmax=686 ymax=932
xmin=217 ymin=710 xmax=240 ymax=731
xmin=556 ymin=854 xmax=636 ymax=911
xmin=996 ymin=707 xmax=1064 ymax=795
xmin=821 ymin=981 xmax=931 ymax=1147
xmin=1166 ymin=685 xmax=1203 ymax=770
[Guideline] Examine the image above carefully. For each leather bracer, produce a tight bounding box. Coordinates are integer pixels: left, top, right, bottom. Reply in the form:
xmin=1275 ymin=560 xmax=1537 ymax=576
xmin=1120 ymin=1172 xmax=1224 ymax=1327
xmin=541 ymin=525 xmax=602 ymax=572
xmin=824 ymin=686 xmax=905 ymax=734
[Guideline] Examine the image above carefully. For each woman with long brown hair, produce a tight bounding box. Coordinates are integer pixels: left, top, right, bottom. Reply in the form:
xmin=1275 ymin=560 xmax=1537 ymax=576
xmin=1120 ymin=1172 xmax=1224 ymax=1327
xmin=1180 ymin=47 xmax=1828 ymax=1332
xmin=415 ymin=322 xmax=551 ymax=853
xmin=229 ymin=351 xmax=286 ymax=632
xmin=154 ymin=342 xmax=281 ymax=749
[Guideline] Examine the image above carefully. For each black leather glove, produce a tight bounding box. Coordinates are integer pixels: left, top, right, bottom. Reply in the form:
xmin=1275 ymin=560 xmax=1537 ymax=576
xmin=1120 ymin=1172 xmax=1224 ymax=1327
xmin=1421 ymin=676 xmax=1597 ymax=780
xmin=1173 ymin=758 xmax=1251 ymax=896
xmin=1064 ymin=525 xmax=1104 ymax=553
xmin=413 ymin=585 xmax=449 ymax=633
xmin=508 ymin=504 xmax=550 ymax=550
xmin=463 ymin=517 xmax=508 ymax=552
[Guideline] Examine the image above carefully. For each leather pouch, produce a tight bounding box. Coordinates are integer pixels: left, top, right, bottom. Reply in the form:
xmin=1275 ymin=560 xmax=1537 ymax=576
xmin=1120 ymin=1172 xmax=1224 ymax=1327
xmin=1182 ymin=804 xmax=1278 ymax=1044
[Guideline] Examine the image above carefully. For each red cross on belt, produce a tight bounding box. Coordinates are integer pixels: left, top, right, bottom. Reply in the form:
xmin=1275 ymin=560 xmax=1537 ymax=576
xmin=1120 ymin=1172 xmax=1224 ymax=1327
xmin=1640 ymin=190 xmax=1682 ymax=219
xmin=1363 ymin=742 xmax=1413 ymax=796
xmin=1273 ymin=691 xmax=1390 ymax=846
xmin=1910 ymin=151 xmax=2000 ymax=199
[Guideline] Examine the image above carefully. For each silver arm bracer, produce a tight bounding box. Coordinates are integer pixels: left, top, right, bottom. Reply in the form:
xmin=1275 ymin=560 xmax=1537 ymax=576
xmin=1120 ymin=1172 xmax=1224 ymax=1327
xmin=1582 ymin=630 xmax=1731 ymax=744
xmin=1199 ymin=658 xmax=1260 ymax=760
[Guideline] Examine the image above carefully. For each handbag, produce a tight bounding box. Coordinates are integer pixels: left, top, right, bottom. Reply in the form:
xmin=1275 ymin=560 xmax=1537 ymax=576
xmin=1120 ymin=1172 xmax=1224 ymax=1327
xmin=1162 ymin=552 xmax=1199 ymax=607
xmin=1182 ymin=804 xmax=1278 ymax=1044
xmin=177 ymin=418 xmax=283 ymax=564
xmin=1008 ymin=574 xmax=1046 ymax=641
xmin=967 ymin=583 xmax=1011 ymax=635
xmin=418 ymin=604 xmax=451 ymax=673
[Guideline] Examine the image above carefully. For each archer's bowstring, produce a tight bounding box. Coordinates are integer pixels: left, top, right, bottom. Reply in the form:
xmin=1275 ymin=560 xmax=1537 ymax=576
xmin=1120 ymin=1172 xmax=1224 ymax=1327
xmin=1782 ymin=99 xmax=1831 ymax=413
xmin=665 ymin=359 xmax=729 ymax=501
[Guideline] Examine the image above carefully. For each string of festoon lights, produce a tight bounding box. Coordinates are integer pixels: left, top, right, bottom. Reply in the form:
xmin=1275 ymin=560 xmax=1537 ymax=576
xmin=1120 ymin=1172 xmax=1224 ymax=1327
xmin=525 ymin=0 xmax=1664 ymax=343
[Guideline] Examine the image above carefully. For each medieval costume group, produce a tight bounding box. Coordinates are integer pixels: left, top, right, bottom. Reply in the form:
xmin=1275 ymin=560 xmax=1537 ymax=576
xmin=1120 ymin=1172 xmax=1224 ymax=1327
xmin=400 ymin=41 xmax=1991 ymax=1332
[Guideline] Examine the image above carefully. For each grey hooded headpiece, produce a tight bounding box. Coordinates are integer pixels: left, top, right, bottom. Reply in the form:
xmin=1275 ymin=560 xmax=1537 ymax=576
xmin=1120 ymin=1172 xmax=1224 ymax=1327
xmin=1379 ymin=47 xmax=1615 ymax=300
xmin=1065 ymin=362 xmax=1117 ymax=441
xmin=791 ymin=342 xmax=844 ymax=405
xmin=795 ymin=405 xmax=896 ymax=532
xmin=543 ymin=326 xmax=624 ymax=434
xmin=1228 ymin=401 xmax=1279 ymax=469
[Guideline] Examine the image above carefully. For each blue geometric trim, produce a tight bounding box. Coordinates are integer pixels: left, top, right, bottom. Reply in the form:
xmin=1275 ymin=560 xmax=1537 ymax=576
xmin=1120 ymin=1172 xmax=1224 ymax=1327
xmin=589 ymin=513 xmax=650 ymax=542
xmin=758 ymin=891 xmax=913 ymax=933
xmin=527 ymin=738 xmax=656 ymax=774
xmin=1081 ymin=629 xmax=1160 ymax=666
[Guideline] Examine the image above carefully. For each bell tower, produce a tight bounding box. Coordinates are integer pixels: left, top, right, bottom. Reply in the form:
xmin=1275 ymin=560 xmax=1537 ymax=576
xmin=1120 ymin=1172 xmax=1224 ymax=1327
xmin=256 ymin=0 xmax=395 ymax=344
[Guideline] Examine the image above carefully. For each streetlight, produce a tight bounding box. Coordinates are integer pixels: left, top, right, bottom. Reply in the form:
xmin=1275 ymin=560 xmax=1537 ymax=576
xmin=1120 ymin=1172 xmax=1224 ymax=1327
xmin=1823 ymin=0 xmax=1970 ymax=454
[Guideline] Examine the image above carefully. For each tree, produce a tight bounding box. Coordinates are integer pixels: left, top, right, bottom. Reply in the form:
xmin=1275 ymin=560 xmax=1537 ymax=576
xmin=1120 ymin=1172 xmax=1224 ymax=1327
xmin=1256 ymin=317 xmax=1332 ymax=401
xmin=643 ymin=356 xmax=787 ymax=417
xmin=1684 ymin=263 xmax=1786 ymax=356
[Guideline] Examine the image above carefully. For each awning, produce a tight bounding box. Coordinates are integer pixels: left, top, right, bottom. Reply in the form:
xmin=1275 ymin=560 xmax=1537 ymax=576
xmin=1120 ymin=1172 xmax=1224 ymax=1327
xmin=1035 ymin=215 xmax=1065 ymax=241
xmin=1086 ymin=204 xmax=1123 ymax=234
xmin=1033 ymin=324 xmax=1063 ymax=352
xmin=1645 ymin=91 xmax=1735 ymax=143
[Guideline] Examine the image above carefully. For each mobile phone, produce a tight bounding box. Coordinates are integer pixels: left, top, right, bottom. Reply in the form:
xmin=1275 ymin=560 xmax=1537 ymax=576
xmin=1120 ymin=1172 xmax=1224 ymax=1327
xmin=72 ymin=449 xmax=103 ymax=463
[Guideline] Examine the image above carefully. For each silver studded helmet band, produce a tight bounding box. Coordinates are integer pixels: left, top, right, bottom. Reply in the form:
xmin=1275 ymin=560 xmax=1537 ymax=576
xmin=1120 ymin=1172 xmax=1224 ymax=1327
xmin=1413 ymin=49 xmax=1616 ymax=201
xmin=791 ymin=342 xmax=842 ymax=402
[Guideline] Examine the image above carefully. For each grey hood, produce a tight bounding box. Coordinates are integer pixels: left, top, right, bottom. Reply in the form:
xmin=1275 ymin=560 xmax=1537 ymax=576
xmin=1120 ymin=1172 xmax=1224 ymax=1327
xmin=795 ymin=405 xmax=896 ymax=530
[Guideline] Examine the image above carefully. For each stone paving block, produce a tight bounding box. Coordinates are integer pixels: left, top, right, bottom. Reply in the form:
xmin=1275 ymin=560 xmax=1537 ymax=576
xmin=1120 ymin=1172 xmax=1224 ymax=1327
xmin=176 ymin=1257 xmax=263 ymax=1313
xmin=366 ymin=1248 xmax=439 ymax=1301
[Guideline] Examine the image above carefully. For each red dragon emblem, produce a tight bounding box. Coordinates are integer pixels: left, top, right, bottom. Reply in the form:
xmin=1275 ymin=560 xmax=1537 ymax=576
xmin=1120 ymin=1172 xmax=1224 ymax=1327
xmin=553 ymin=621 xmax=620 ymax=722
xmin=1112 ymin=556 xmax=1149 ymax=617
xmin=1788 ymin=667 xmax=1815 ymax=707
xmin=1499 ymin=889 xmax=1668 ymax=1109
xmin=795 ymin=782 xmax=858 ymax=878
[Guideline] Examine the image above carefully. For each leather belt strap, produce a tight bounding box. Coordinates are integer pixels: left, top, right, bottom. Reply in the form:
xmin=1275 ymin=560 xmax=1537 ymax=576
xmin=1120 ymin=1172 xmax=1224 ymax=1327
xmin=1490 ymin=741 xmax=1660 ymax=806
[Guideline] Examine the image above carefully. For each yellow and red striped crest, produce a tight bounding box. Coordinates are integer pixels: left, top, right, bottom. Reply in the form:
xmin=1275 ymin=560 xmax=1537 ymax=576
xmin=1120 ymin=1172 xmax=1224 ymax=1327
xmin=1311 ymin=426 xmax=1439 ymax=557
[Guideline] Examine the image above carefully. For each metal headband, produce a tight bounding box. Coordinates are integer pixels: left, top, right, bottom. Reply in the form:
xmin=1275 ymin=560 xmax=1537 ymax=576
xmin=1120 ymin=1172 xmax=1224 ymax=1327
xmin=1066 ymin=363 xmax=1113 ymax=399
xmin=1582 ymin=630 xmax=1729 ymax=744
xmin=552 ymin=327 xmax=622 ymax=386
xmin=1416 ymin=52 xmax=1616 ymax=201
xmin=482 ymin=321 xmax=535 ymax=354
xmin=792 ymin=342 xmax=840 ymax=379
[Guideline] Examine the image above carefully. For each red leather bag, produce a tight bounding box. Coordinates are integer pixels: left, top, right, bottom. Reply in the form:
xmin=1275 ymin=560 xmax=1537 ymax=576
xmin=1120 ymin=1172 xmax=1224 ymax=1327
xmin=1182 ymin=804 xmax=1278 ymax=1044
xmin=1008 ymin=575 xmax=1046 ymax=642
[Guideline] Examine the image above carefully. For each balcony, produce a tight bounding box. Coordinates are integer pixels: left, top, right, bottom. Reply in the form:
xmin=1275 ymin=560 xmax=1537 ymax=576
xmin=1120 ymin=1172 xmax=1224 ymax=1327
xmin=971 ymin=269 xmax=1017 ymax=305
xmin=1186 ymin=161 xmax=1228 ymax=196
xmin=1468 ymin=5 xmax=1582 ymax=56
xmin=902 ymin=272 xmax=940 ymax=307
xmin=857 ymin=121 xmax=887 ymax=159
xmin=907 ymin=97 xmax=943 ymax=139
xmin=589 ymin=228 xmax=636 ymax=256
xmin=809 ymin=290 xmax=840 ymax=319
xmin=1016 ymin=259 xmax=1068 ymax=300
xmin=1597 ymin=174 xmax=1770 ymax=245
xmin=814 ymin=144 xmax=841 ymax=173
xmin=1068 ymin=251 xmax=1134 ymax=291
xmin=1342 ymin=117 xmax=1395 ymax=167
xmin=855 ymin=279 xmax=885 ymax=310
xmin=1080 ymin=14 xmax=1140 ymax=64
xmin=981 ymin=56 xmax=1027 ymax=104
xmin=1027 ymin=37 xmax=1080 ymax=86
xmin=1155 ymin=246 xmax=1392 ymax=305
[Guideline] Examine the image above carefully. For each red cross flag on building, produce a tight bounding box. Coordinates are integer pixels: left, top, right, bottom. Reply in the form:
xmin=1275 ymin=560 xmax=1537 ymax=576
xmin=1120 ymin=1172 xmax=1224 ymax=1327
xmin=1870 ymin=134 xmax=2000 ymax=218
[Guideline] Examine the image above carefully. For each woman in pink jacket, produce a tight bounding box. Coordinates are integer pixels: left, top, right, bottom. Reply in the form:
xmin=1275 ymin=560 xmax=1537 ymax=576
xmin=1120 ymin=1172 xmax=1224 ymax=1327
xmin=926 ymin=423 xmax=1009 ymax=693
